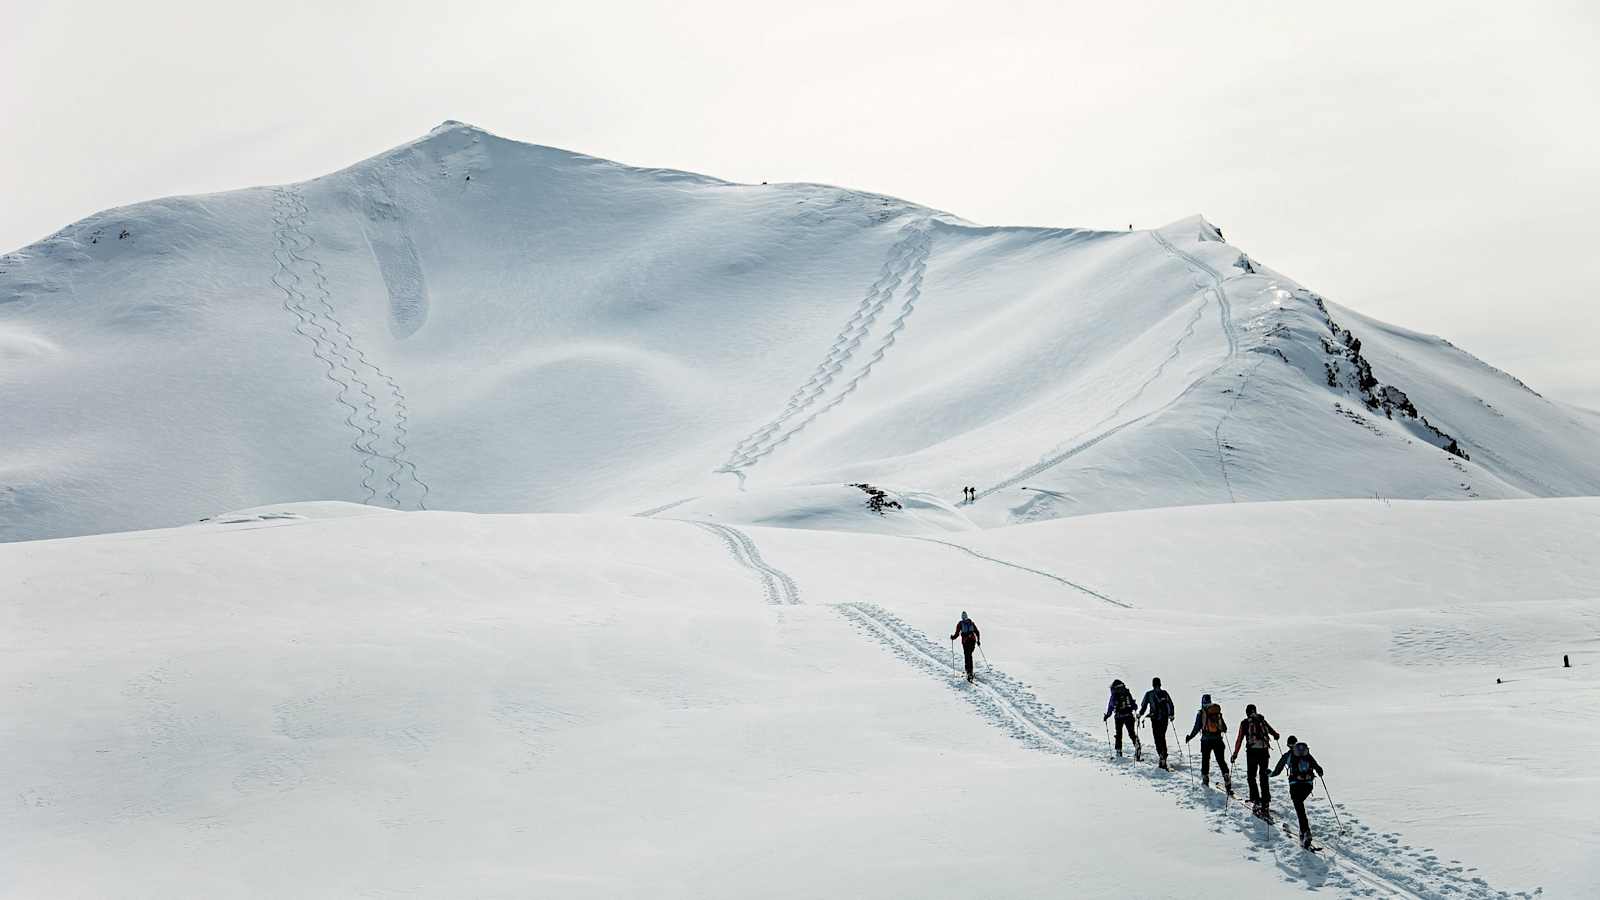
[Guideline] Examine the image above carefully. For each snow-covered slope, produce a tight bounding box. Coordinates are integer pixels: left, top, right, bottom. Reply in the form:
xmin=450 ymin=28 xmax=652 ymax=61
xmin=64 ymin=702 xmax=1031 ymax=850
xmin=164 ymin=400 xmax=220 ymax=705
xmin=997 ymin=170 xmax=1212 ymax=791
xmin=3 ymin=121 xmax=1598 ymax=542
xmin=4 ymin=499 xmax=1594 ymax=897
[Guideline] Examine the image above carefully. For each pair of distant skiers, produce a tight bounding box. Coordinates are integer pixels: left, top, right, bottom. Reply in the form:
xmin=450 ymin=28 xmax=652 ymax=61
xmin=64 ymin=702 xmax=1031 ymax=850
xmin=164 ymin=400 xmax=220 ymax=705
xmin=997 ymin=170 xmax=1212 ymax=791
xmin=1106 ymin=679 xmax=1326 ymax=848
xmin=960 ymin=486 xmax=977 ymax=503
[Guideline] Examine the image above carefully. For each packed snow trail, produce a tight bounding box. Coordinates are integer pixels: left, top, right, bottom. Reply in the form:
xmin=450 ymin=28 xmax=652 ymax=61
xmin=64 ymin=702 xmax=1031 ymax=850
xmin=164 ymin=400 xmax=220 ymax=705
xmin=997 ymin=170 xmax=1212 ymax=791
xmin=906 ymin=536 xmax=1129 ymax=608
xmin=691 ymin=522 xmax=800 ymax=604
xmin=719 ymin=220 xmax=933 ymax=475
xmin=836 ymin=602 xmax=1529 ymax=900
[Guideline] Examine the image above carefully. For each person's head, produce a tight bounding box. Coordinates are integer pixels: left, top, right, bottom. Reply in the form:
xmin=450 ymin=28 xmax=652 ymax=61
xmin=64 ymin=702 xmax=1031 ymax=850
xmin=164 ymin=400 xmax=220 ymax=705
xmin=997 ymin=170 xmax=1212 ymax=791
xmin=1286 ymin=735 xmax=1297 ymax=747
xmin=1111 ymin=679 xmax=1123 ymax=689
xmin=1152 ymin=676 xmax=1162 ymax=689
xmin=1294 ymin=742 xmax=1308 ymax=756
xmin=1201 ymin=693 xmax=1211 ymax=706
xmin=1246 ymin=703 xmax=1257 ymax=716
xmin=960 ymin=611 xmax=968 ymax=620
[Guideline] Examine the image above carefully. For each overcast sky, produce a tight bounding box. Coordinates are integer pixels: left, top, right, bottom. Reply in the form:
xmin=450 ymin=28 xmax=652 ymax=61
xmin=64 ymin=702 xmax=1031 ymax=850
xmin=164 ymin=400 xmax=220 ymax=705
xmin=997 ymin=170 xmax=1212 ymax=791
xmin=4 ymin=0 xmax=1596 ymax=408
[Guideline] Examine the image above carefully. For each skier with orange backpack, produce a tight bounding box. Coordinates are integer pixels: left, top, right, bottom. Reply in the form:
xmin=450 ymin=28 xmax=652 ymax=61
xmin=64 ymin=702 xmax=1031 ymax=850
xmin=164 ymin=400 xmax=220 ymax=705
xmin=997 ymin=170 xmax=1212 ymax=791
xmin=1185 ymin=694 xmax=1233 ymax=795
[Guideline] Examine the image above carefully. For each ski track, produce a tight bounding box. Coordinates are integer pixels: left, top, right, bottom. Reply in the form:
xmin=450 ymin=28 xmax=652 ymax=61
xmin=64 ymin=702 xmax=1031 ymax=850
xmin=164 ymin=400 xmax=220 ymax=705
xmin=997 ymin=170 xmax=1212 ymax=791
xmin=1215 ymin=356 xmax=1268 ymax=503
xmin=632 ymin=496 xmax=698 ymax=518
xmin=729 ymin=227 xmax=934 ymax=470
xmin=721 ymin=223 xmax=924 ymax=467
xmin=979 ymin=228 xmax=1239 ymax=500
xmin=271 ymin=189 xmax=381 ymax=504
xmin=690 ymin=522 xmax=800 ymax=605
xmin=906 ymin=535 xmax=1129 ymax=608
xmin=271 ymin=187 xmax=431 ymax=509
xmin=720 ymin=220 xmax=933 ymax=474
xmin=837 ymin=602 xmax=1530 ymax=900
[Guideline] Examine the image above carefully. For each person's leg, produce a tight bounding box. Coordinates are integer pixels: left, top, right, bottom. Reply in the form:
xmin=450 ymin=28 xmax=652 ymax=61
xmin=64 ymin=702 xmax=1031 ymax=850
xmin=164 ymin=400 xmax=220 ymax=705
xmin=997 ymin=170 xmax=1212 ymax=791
xmin=1113 ymin=719 xmax=1123 ymax=753
xmin=1200 ymin=741 xmax=1212 ymax=782
xmin=1292 ymin=783 xmax=1313 ymax=844
xmin=1212 ymin=743 xmax=1231 ymax=790
xmin=1246 ymin=749 xmax=1263 ymax=803
xmin=962 ymin=643 xmax=974 ymax=677
xmin=1252 ymin=750 xmax=1271 ymax=807
xmin=1152 ymin=722 xmax=1168 ymax=765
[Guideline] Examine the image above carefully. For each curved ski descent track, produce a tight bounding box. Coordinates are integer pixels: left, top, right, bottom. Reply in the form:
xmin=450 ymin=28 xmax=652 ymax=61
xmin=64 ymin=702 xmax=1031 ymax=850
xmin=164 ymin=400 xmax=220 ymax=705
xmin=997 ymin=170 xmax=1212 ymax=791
xmin=838 ymin=602 xmax=1516 ymax=900
xmin=908 ymin=536 xmax=1129 ymax=608
xmin=691 ymin=522 xmax=800 ymax=605
xmin=270 ymin=187 xmax=431 ymax=509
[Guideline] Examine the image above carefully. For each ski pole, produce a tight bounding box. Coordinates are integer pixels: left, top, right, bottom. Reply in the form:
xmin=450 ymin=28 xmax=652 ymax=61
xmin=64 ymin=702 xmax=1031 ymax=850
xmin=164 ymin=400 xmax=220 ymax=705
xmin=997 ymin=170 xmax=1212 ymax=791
xmin=1103 ymin=718 xmax=1113 ymax=757
xmin=978 ymin=644 xmax=989 ymax=665
xmin=1320 ymin=778 xmax=1346 ymax=833
xmin=949 ymin=639 xmax=956 ymax=670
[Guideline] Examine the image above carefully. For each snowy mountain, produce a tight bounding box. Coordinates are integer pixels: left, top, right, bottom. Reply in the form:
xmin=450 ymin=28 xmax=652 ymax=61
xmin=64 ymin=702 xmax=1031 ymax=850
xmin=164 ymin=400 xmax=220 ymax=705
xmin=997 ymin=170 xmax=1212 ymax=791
xmin=3 ymin=121 xmax=1598 ymax=542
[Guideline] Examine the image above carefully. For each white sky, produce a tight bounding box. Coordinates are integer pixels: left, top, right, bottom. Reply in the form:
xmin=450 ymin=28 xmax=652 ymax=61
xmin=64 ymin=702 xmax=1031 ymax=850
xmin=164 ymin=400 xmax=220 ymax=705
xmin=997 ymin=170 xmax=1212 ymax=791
xmin=4 ymin=0 xmax=1597 ymax=408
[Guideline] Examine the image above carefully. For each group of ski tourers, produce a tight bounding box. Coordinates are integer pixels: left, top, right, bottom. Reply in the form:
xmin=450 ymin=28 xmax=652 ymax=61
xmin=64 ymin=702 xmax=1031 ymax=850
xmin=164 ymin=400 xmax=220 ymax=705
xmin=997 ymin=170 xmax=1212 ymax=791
xmin=1104 ymin=677 xmax=1327 ymax=849
xmin=951 ymin=613 xmax=1330 ymax=850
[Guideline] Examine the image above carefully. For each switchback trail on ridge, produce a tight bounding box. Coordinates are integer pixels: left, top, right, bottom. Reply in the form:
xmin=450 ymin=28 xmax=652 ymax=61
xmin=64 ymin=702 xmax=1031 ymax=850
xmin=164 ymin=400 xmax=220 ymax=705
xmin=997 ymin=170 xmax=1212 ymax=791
xmin=836 ymin=602 xmax=1528 ymax=900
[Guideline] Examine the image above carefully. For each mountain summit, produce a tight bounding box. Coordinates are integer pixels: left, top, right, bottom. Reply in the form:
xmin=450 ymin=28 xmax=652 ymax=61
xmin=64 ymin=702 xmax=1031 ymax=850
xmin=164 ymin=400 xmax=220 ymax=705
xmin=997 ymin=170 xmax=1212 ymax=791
xmin=2 ymin=123 xmax=1597 ymax=540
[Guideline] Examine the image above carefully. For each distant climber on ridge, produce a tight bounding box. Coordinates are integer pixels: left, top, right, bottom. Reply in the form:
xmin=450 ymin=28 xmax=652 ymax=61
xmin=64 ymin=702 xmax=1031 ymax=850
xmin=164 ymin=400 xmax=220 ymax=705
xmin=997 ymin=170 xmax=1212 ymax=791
xmin=1104 ymin=679 xmax=1141 ymax=760
xmin=1138 ymin=676 xmax=1176 ymax=769
xmin=950 ymin=612 xmax=981 ymax=682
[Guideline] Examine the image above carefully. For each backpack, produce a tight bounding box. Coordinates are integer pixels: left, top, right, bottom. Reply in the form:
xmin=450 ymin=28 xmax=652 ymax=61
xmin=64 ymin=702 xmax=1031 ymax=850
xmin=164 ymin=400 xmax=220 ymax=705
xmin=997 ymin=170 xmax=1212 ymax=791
xmin=1113 ymin=684 xmax=1135 ymax=714
xmin=1245 ymin=715 xmax=1269 ymax=747
xmin=1151 ymin=689 xmax=1174 ymax=720
xmin=958 ymin=619 xmax=977 ymax=637
xmin=1202 ymin=704 xmax=1223 ymax=735
xmin=1290 ymin=754 xmax=1316 ymax=783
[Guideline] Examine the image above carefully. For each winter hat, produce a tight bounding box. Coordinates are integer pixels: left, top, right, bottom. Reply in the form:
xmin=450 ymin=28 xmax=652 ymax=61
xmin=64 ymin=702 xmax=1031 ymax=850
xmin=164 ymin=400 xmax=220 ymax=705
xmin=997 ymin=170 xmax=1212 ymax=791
xmin=1111 ymin=679 xmax=1123 ymax=689
xmin=1285 ymin=735 xmax=1297 ymax=746
xmin=1245 ymin=703 xmax=1257 ymax=715
xmin=961 ymin=611 xmax=969 ymax=619
xmin=1201 ymin=693 xmax=1211 ymax=706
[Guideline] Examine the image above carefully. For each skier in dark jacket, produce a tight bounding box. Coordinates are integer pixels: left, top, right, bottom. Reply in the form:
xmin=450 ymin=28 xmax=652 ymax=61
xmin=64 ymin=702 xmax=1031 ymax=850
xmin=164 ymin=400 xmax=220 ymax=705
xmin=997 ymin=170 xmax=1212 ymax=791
xmin=1271 ymin=739 xmax=1325 ymax=849
xmin=950 ymin=612 xmax=980 ymax=682
xmin=1185 ymin=694 xmax=1233 ymax=794
xmin=1102 ymin=679 xmax=1141 ymax=760
xmin=1231 ymin=704 xmax=1281 ymax=814
xmin=1137 ymin=676 xmax=1176 ymax=769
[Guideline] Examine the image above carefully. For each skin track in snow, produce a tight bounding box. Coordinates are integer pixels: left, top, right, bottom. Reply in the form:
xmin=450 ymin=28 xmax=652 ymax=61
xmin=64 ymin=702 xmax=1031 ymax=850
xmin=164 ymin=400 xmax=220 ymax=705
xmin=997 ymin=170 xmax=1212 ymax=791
xmin=836 ymin=602 xmax=1529 ymax=900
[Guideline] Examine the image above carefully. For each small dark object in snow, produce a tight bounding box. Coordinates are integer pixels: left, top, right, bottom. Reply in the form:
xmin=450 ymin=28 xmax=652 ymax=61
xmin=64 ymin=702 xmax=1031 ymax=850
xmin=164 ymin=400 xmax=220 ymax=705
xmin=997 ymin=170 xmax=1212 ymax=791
xmin=1565 ymin=654 xmax=1571 ymax=668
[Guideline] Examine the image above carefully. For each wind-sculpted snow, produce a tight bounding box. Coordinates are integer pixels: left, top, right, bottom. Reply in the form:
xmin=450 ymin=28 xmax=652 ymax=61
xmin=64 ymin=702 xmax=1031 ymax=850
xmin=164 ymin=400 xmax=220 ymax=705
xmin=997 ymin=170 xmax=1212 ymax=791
xmin=690 ymin=522 xmax=800 ymax=604
xmin=837 ymin=602 xmax=1536 ymax=900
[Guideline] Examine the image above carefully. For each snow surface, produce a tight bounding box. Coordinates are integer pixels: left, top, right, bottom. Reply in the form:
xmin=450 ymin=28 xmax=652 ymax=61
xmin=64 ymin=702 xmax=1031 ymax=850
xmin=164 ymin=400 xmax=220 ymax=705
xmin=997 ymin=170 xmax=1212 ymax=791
xmin=3 ymin=122 xmax=1598 ymax=542
xmin=4 ymin=122 xmax=1598 ymax=898
xmin=3 ymin=499 xmax=1595 ymax=897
